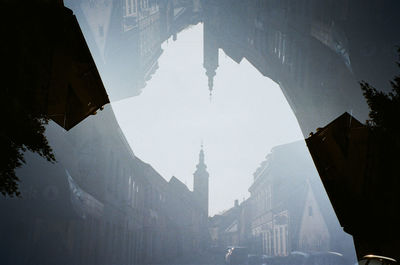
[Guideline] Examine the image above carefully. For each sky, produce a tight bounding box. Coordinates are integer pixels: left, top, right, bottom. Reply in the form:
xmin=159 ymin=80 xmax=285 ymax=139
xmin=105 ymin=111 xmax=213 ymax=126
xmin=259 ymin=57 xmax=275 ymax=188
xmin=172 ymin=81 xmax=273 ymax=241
xmin=111 ymin=24 xmax=304 ymax=216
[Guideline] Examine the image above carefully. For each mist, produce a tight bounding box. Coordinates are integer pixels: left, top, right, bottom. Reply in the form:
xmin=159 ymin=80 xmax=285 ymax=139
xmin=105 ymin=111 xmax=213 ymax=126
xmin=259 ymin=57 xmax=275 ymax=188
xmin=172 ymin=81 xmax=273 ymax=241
xmin=111 ymin=23 xmax=303 ymax=215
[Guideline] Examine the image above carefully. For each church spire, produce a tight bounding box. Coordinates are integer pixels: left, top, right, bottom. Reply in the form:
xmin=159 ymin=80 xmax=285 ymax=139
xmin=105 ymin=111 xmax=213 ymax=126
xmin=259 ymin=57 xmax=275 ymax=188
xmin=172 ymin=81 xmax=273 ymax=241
xmin=207 ymin=71 xmax=215 ymax=100
xmin=193 ymin=143 xmax=210 ymax=216
xmin=196 ymin=143 xmax=207 ymax=171
xmin=199 ymin=143 xmax=205 ymax=164
xmin=203 ymin=9 xmax=219 ymax=99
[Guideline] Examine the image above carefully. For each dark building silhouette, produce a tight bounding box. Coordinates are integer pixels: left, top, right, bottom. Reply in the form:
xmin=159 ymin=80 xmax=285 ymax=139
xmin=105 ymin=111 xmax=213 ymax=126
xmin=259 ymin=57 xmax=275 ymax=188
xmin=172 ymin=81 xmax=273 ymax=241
xmin=201 ymin=0 xmax=400 ymax=137
xmin=4 ymin=0 xmax=400 ymax=262
xmin=0 ymin=2 xmax=208 ymax=263
xmin=0 ymin=0 xmax=109 ymax=198
xmin=2 ymin=0 xmax=109 ymax=129
xmin=306 ymin=112 xmax=400 ymax=260
xmin=200 ymin=3 xmax=400 ymax=257
xmin=193 ymin=145 xmax=210 ymax=217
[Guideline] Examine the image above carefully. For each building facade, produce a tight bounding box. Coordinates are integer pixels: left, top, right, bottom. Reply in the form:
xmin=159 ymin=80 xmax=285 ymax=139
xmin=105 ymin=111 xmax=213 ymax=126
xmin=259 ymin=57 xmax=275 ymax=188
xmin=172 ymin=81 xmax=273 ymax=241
xmin=209 ymin=199 xmax=251 ymax=250
xmin=248 ymin=141 xmax=353 ymax=257
xmin=0 ymin=106 xmax=209 ymax=264
xmin=202 ymin=0 xmax=400 ymax=137
xmin=66 ymin=0 xmax=202 ymax=101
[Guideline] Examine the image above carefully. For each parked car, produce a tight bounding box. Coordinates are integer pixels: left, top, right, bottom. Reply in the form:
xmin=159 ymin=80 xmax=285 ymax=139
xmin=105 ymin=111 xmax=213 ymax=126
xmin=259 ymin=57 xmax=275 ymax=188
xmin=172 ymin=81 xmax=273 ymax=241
xmin=285 ymin=251 xmax=309 ymax=265
xmin=225 ymin=247 xmax=249 ymax=264
xmin=263 ymin=251 xmax=348 ymax=265
xmin=357 ymin=255 xmax=397 ymax=265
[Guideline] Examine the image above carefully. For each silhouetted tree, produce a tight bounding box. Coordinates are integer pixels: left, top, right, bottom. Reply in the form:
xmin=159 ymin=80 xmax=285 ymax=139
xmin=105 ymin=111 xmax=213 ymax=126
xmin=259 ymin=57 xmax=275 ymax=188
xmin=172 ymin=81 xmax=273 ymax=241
xmin=0 ymin=76 xmax=56 ymax=197
xmin=1 ymin=2 xmax=108 ymax=197
xmin=0 ymin=91 xmax=56 ymax=197
xmin=360 ymin=47 xmax=400 ymax=144
xmin=360 ymin=47 xmax=400 ymax=214
xmin=0 ymin=4 xmax=57 ymax=197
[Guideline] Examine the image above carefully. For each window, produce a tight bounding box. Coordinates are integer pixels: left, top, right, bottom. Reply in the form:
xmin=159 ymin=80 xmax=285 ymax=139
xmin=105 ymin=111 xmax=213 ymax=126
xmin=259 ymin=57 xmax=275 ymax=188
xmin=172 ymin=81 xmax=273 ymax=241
xmin=308 ymin=206 xmax=313 ymax=216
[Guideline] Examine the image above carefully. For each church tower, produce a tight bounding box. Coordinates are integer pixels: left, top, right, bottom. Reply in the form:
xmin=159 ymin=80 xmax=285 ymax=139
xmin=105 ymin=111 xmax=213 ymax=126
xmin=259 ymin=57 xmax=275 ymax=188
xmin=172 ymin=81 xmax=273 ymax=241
xmin=203 ymin=1 xmax=219 ymax=98
xmin=193 ymin=145 xmax=210 ymax=216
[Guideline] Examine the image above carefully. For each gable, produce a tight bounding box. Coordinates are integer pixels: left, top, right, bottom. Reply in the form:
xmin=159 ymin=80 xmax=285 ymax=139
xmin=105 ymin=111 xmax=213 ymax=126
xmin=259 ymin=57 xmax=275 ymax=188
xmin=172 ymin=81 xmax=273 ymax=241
xmin=298 ymin=181 xmax=330 ymax=251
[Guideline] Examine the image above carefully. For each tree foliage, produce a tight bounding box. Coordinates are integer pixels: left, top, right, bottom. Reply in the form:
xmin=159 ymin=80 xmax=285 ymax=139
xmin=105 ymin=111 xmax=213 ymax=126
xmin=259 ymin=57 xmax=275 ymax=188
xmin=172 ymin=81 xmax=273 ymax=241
xmin=0 ymin=8 xmax=57 ymax=197
xmin=360 ymin=47 xmax=400 ymax=147
xmin=0 ymin=93 xmax=56 ymax=197
xmin=0 ymin=82 xmax=57 ymax=197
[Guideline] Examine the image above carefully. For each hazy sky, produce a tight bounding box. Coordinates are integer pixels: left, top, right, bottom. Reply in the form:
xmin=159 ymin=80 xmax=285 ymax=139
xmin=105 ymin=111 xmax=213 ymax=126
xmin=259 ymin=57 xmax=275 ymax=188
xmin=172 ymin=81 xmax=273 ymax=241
xmin=112 ymin=24 xmax=303 ymax=215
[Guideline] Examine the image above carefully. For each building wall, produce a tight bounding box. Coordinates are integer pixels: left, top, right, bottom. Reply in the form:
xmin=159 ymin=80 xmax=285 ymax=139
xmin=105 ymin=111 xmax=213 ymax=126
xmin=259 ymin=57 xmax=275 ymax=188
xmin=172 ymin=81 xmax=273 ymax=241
xmin=247 ymin=141 xmax=336 ymax=256
xmin=200 ymin=0 xmax=400 ymax=137
xmin=298 ymin=182 xmax=330 ymax=252
xmin=0 ymin=101 xmax=208 ymax=264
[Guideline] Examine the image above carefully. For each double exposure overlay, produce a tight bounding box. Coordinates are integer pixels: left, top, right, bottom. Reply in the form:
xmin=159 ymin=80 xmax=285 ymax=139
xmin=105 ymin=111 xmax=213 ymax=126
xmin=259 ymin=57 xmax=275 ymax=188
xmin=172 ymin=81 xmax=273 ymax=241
xmin=1 ymin=0 xmax=400 ymax=264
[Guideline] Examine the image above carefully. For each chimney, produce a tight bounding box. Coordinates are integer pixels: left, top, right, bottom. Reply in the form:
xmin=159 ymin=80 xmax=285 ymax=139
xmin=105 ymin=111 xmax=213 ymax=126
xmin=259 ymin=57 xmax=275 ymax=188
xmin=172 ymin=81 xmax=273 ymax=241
xmin=234 ymin=199 xmax=239 ymax=208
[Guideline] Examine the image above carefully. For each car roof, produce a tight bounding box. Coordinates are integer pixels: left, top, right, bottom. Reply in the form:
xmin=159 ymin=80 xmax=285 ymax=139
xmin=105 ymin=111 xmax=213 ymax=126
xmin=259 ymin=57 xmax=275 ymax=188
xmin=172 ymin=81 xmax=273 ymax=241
xmin=363 ymin=255 xmax=397 ymax=263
